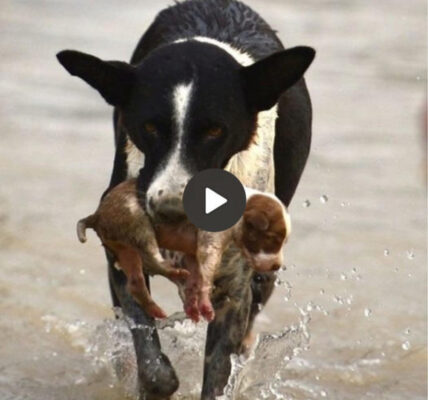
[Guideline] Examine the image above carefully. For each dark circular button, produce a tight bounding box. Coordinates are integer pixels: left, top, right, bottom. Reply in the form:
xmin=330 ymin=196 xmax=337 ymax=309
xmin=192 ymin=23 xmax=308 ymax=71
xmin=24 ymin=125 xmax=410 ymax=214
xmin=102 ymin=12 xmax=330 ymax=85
xmin=183 ymin=169 xmax=246 ymax=232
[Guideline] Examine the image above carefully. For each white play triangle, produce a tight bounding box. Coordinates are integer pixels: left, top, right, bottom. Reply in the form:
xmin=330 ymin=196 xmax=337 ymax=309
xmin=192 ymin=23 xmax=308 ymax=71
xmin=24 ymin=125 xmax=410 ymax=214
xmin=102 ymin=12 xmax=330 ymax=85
xmin=205 ymin=187 xmax=228 ymax=214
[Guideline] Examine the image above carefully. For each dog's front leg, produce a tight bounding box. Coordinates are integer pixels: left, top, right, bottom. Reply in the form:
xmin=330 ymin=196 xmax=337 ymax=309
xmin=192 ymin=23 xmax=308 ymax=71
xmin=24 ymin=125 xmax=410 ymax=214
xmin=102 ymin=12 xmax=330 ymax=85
xmin=201 ymin=248 xmax=253 ymax=399
xmin=108 ymin=254 xmax=179 ymax=400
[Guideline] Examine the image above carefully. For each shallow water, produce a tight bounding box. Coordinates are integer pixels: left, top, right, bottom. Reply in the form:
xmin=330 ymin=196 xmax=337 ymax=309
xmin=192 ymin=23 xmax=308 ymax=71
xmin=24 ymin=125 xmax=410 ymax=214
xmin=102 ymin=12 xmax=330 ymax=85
xmin=0 ymin=0 xmax=426 ymax=399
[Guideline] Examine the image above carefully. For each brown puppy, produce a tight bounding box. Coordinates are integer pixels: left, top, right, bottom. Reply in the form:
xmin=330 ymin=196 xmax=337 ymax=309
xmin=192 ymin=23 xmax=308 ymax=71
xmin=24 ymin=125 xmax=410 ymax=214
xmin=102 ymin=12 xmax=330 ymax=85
xmin=189 ymin=188 xmax=291 ymax=322
xmin=77 ymin=179 xmax=189 ymax=319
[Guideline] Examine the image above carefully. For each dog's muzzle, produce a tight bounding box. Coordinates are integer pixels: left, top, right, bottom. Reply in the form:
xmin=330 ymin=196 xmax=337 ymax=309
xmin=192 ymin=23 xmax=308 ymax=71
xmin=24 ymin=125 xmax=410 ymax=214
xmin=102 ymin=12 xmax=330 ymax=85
xmin=149 ymin=195 xmax=186 ymax=223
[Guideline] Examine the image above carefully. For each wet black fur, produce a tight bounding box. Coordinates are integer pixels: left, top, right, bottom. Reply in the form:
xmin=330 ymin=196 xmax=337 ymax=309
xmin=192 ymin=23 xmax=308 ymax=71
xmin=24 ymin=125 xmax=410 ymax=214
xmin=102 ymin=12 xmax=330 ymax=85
xmin=57 ymin=0 xmax=314 ymax=399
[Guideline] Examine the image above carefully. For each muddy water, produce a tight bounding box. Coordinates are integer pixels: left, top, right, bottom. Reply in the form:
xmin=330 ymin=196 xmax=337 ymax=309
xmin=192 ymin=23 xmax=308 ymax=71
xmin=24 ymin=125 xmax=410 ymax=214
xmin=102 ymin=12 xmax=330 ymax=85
xmin=0 ymin=0 xmax=426 ymax=399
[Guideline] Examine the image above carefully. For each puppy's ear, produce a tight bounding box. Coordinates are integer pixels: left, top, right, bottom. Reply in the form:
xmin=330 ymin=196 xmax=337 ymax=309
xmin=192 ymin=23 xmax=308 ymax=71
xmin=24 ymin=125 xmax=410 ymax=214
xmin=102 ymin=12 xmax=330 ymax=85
xmin=56 ymin=50 xmax=135 ymax=106
xmin=241 ymin=46 xmax=315 ymax=111
xmin=244 ymin=209 xmax=269 ymax=232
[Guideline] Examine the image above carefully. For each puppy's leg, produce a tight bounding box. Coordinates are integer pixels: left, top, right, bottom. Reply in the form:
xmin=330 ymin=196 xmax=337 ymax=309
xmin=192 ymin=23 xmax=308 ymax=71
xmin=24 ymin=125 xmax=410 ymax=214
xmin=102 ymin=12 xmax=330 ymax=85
xmin=201 ymin=247 xmax=253 ymax=400
xmin=136 ymin=221 xmax=190 ymax=282
xmin=107 ymin=252 xmax=179 ymax=400
xmin=197 ymin=232 xmax=224 ymax=322
xmin=182 ymin=254 xmax=203 ymax=322
xmin=113 ymin=243 xmax=167 ymax=319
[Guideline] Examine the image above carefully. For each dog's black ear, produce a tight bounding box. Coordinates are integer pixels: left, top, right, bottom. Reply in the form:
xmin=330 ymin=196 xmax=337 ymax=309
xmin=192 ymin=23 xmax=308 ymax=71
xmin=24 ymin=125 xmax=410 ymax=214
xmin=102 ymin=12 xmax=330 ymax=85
xmin=241 ymin=46 xmax=315 ymax=111
xmin=56 ymin=50 xmax=135 ymax=106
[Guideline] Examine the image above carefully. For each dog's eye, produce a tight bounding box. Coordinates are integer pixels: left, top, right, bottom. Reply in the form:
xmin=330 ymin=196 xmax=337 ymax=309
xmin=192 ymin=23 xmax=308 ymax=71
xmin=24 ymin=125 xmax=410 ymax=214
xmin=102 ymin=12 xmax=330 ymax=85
xmin=205 ymin=126 xmax=223 ymax=139
xmin=143 ymin=122 xmax=158 ymax=136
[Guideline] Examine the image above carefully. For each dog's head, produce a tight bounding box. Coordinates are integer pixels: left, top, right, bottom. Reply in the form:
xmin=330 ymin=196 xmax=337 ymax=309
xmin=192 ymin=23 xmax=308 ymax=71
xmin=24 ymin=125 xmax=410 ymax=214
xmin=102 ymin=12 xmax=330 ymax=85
xmin=241 ymin=193 xmax=291 ymax=272
xmin=57 ymin=41 xmax=314 ymax=222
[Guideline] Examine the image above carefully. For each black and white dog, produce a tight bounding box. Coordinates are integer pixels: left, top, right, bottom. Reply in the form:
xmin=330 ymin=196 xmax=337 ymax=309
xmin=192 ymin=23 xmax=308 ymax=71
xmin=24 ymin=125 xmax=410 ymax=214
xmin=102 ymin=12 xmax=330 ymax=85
xmin=57 ymin=0 xmax=314 ymax=398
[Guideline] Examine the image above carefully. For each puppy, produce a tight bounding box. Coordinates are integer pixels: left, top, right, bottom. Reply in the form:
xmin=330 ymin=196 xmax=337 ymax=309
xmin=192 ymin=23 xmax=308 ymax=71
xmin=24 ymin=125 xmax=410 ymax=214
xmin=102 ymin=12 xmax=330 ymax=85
xmin=188 ymin=188 xmax=291 ymax=322
xmin=77 ymin=179 xmax=189 ymax=319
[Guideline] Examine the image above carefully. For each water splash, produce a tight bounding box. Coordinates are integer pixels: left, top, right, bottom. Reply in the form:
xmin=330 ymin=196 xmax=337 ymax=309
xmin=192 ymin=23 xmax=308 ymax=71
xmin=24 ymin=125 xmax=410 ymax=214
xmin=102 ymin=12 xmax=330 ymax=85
xmin=302 ymin=200 xmax=311 ymax=208
xmin=40 ymin=300 xmax=313 ymax=400
xmin=220 ymin=325 xmax=309 ymax=400
xmin=320 ymin=195 xmax=328 ymax=204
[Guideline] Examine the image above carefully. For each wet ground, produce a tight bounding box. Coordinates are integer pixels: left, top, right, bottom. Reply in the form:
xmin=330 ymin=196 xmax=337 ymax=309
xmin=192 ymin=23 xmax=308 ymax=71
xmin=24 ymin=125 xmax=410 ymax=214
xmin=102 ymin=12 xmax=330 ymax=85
xmin=0 ymin=0 xmax=426 ymax=399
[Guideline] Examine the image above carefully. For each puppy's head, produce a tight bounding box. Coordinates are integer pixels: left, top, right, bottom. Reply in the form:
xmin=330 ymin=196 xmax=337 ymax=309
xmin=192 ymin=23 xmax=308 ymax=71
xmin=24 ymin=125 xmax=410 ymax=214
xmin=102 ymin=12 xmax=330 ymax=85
xmin=241 ymin=194 xmax=290 ymax=272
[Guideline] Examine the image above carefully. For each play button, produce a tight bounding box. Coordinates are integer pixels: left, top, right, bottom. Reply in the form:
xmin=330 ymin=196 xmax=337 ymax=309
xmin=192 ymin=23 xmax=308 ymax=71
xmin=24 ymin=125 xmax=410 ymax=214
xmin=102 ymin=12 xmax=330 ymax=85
xmin=183 ymin=169 xmax=246 ymax=232
xmin=205 ymin=188 xmax=227 ymax=214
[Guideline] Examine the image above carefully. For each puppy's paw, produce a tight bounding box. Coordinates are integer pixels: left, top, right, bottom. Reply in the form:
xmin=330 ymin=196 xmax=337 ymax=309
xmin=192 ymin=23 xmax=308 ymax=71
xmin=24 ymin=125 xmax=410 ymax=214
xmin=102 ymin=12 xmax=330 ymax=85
xmin=168 ymin=267 xmax=190 ymax=283
xmin=145 ymin=302 xmax=168 ymax=319
xmin=199 ymin=302 xmax=215 ymax=322
xmin=184 ymin=298 xmax=200 ymax=323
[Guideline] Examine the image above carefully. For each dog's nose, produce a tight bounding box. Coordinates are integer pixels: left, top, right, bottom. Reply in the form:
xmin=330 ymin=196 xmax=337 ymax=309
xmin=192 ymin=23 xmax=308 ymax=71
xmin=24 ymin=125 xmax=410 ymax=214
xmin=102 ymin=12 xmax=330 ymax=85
xmin=153 ymin=197 xmax=186 ymax=223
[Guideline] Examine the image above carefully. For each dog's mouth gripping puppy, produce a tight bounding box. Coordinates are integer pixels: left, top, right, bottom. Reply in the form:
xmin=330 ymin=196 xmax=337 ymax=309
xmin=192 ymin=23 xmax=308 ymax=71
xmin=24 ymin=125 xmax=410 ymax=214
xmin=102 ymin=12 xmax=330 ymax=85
xmin=77 ymin=179 xmax=291 ymax=323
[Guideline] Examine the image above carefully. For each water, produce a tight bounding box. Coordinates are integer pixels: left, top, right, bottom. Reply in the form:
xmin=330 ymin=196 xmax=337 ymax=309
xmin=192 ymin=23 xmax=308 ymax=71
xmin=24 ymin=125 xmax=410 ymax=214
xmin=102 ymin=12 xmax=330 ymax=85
xmin=0 ymin=0 xmax=426 ymax=399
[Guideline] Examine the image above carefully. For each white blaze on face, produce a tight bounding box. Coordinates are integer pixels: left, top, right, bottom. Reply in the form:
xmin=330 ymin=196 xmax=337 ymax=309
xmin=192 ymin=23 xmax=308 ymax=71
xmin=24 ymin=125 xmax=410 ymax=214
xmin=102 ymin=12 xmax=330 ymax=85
xmin=253 ymin=250 xmax=284 ymax=272
xmin=146 ymin=81 xmax=194 ymax=215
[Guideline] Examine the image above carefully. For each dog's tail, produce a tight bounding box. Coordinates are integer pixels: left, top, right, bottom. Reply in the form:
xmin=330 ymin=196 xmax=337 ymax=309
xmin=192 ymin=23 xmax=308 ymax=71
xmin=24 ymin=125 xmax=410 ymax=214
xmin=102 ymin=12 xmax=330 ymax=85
xmin=76 ymin=215 xmax=97 ymax=243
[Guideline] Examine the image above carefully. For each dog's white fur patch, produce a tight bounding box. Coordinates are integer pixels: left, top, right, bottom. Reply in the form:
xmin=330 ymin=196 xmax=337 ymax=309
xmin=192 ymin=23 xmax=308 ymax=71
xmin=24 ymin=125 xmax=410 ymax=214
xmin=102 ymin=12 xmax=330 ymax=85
xmin=145 ymin=82 xmax=194 ymax=214
xmin=174 ymin=36 xmax=253 ymax=66
xmin=125 ymin=135 xmax=145 ymax=178
xmin=226 ymin=105 xmax=277 ymax=193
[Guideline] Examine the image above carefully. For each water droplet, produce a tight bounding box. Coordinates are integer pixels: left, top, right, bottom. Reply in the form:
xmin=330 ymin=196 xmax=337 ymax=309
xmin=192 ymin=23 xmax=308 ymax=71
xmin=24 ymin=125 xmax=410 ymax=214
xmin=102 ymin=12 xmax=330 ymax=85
xmin=284 ymin=296 xmax=290 ymax=302
xmin=302 ymin=199 xmax=311 ymax=208
xmin=406 ymin=250 xmax=415 ymax=260
xmin=340 ymin=202 xmax=346 ymax=207
xmin=340 ymin=273 xmax=347 ymax=281
xmin=401 ymin=341 xmax=411 ymax=350
xmin=404 ymin=328 xmax=411 ymax=335
xmin=320 ymin=390 xmax=327 ymax=397
xmin=384 ymin=249 xmax=390 ymax=256
xmin=52 ymin=351 xmax=58 ymax=357
xmin=274 ymin=277 xmax=283 ymax=287
xmin=79 ymin=269 xmax=86 ymax=275
xmin=320 ymin=289 xmax=325 ymax=295
xmin=320 ymin=195 xmax=328 ymax=203
xmin=364 ymin=308 xmax=372 ymax=317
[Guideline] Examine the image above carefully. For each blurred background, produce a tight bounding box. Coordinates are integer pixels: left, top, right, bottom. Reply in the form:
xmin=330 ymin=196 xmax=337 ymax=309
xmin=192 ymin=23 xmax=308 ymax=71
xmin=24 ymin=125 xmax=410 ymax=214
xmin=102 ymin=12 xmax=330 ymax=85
xmin=0 ymin=0 xmax=426 ymax=399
